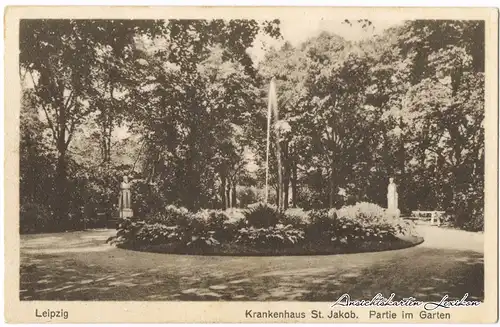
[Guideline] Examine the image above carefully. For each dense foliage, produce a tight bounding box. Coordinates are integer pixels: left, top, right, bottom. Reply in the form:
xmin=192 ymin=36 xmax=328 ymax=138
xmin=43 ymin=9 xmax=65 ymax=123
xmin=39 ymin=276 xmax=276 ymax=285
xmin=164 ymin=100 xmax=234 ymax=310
xmin=20 ymin=19 xmax=484 ymax=233
xmin=107 ymin=202 xmax=418 ymax=254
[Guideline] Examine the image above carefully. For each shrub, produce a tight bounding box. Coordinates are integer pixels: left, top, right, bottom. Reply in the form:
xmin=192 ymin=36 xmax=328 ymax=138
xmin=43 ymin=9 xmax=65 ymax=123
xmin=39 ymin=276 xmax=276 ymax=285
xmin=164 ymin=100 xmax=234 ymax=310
xmin=295 ymin=186 xmax=325 ymax=210
xmin=134 ymin=221 xmax=220 ymax=250
xmin=335 ymin=202 xmax=414 ymax=236
xmin=236 ymin=224 xmax=305 ymax=249
xmin=237 ymin=186 xmax=263 ymax=207
xmin=450 ymin=188 xmax=484 ymax=232
xmin=107 ymin=217 xmax=145 ymax=247
xmin=20 ymin=202 xmax=54 ymax=233
xmin=336 ymin=202 xmax=387 ymax=225
xmin=147 ymin=205 xmax=192 ymax=226
xmin=110 ymin=206 xmax=233 ymax=250
xmin=330 ymin=216 xmax=397 ymax=246
xmin=194 ymin=209 xmax=234 ymax=242
xmin=131 ymin=179 xmax=166 ymax=218
xmin=460 ymin=206 xmax=484 ymax=232
xmin=108 ymin=202 xmax=420 ymax=254
xmin=306 ymin=209 xmax=338 ymax=243
xmin=224 ymin=208 xmax=246 ymax=224
xmin=185 ymin=230 xmax=221 ymax=250
xmin=195 ymin=209 xmax=228 ymax=227
xmin=303 ymin=204 xmax=407 ymax=247
xmin=282 ymin=207 xmax=310 ymax=226
xmin=135 ymin=223 xmax=176 ymax=245
xmin=243 ymin=203 xmax=284 ymax=228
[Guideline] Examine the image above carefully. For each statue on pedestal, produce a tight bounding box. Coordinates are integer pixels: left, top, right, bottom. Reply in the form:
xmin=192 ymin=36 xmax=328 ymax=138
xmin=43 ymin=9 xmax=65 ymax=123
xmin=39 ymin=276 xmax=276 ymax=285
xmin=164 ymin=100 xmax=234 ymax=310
xmin=387 ymin=177 xmax=400 ymax=217
xmin=119 ymin=176 xmax=133 ymax=218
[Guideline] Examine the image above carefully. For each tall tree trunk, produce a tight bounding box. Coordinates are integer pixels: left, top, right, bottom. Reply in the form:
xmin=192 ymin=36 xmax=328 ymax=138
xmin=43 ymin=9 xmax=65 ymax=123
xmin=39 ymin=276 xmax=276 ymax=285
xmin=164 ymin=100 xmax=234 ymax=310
xmin=399 ymin=116 xmax=405 ymax=213
xmin=100 ymin=80 xmax=115 ymax=163
xmin=283 ymin=143 xmax=290 ymax=210
xmin=108 ymin=82 xmax=114 ymax=162
xmin=328 ymin=168 xmax=334 ymax=208
xmin=276 ymin=143 xmax=283 ymax=211
xmin=186 ymin=97 xmax=202 ymax=211
xmin=226 ymin=181 xmax=231 ymax=209
xmin=106 ymin=113 xmax=112 ymax=162
xmin=100 ymin=115 xmax=112 ymax=163
xmin=291 ymin=160 xmax=297 ymax=207
xmin=54 ymin=96 xmax=71 ymax=230
xmin=284 ymin=179 xmax=289 ymax=210
xmin=231 ymin=180 xmax=237 ymax=208
xmin=55 ymin=140 xmax=69 ymax=231
xmin=23 ymin=135 xmax=37 ymax=203
xmin=221 ymin=174 xmax=227 ymax=210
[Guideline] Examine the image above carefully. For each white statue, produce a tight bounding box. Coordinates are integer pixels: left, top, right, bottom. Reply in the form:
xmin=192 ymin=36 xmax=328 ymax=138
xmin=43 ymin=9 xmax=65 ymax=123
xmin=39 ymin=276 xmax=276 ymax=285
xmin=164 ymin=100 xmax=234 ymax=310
xmin=387 ymin=177 xmax=400 ymax=217
xmin=119 ymin=175 xmax=133 ymax=218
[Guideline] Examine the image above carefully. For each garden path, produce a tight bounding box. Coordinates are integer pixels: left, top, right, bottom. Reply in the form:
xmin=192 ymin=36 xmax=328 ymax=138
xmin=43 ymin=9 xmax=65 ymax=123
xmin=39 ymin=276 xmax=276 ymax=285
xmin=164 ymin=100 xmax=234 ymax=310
xmin=20 ymin=225 xmax=483 ymax=301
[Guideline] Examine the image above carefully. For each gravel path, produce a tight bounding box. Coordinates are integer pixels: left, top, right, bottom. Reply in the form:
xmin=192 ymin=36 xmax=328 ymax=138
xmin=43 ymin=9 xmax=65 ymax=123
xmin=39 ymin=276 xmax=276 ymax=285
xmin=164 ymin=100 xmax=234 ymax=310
xmin=20 ymin=226 xmax=483 ymax=301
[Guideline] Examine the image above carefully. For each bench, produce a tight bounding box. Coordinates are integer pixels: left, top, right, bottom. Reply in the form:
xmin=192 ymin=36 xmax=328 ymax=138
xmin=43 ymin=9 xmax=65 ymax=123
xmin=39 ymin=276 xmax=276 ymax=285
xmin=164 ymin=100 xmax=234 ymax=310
xmin=411 ymin=211 xmax=445 ymax=226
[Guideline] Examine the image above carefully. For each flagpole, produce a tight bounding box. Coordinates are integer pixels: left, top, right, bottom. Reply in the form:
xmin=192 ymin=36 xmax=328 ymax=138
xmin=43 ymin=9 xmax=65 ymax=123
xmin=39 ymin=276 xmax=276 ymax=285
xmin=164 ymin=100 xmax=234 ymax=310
xmin=265 ymin=80 xmax=272 ymax=204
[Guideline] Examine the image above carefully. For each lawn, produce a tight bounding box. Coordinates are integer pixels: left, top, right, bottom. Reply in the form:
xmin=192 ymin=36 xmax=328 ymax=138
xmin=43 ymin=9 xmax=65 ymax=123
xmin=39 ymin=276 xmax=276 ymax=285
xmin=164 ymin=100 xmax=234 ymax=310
xmin=20 ymin=225 xmax=484 ymax=301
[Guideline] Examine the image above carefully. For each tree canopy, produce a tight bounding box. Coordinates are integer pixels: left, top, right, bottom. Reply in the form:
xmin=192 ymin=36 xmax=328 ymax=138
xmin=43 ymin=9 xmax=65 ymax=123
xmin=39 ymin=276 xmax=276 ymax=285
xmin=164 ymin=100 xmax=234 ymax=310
xmin=20 ymin=19 xmax=484 ymax=232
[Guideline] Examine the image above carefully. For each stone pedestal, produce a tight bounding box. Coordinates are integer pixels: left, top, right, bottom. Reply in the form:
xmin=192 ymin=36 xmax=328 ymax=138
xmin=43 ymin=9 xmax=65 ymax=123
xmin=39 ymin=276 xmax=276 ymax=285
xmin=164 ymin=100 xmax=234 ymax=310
xmin=388 ymin=208 xmax=401 ymax=218
xmin=120 ymin=208 xmax=133 ymax=218
xmin=119 ymin=176 xmax=134 ymax=218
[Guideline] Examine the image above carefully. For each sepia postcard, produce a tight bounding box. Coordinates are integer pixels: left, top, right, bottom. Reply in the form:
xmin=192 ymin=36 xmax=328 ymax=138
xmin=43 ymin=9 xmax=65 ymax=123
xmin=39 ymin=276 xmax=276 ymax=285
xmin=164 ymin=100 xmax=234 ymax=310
xmin=4 ymin=5 xmax=499 ymax=323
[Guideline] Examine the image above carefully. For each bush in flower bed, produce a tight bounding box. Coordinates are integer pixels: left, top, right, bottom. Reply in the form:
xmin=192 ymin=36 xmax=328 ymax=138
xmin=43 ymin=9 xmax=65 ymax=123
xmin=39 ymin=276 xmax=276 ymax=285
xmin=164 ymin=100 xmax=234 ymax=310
xmin=306 ymin=209 xmax=399 ymax=248
xmin=107 ymin=202 xmax=422 ymax=255
xmin=236 ymin=224 xmax=305 ymax=249
xmin=243 ymin=202 xmax=284 ymax=228
xmin=282 ymin=207 xmax=310 ymax=227
xmin=335 ymin=202 xmax=416 ymax=238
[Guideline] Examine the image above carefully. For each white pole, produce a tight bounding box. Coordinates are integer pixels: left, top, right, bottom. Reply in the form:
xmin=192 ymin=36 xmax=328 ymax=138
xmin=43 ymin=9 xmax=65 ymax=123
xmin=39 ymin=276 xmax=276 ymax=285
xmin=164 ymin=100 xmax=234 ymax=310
xmin=265 ymin=81 xmax=272 ymax=204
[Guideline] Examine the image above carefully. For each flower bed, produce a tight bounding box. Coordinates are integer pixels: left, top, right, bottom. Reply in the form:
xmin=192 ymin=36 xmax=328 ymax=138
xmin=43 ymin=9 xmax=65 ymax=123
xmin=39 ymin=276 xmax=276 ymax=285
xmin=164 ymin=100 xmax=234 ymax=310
xmin=107 ymin=202 xmax=423 ymax=255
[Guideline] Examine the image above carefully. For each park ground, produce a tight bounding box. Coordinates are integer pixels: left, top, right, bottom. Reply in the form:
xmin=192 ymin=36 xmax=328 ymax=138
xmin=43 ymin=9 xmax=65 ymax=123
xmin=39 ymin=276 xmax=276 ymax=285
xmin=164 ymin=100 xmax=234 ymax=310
xmin=20 ymin=225 xmax=484 ymax=301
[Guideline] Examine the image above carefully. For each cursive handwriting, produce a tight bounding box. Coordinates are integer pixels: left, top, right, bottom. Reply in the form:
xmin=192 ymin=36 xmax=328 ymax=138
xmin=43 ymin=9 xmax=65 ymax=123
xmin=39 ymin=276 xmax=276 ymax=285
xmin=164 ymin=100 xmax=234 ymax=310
xmin=331 ymin=293 xmax=422 ymax=308
xmin=331 ymin=293 xmax=481 ymax=311
xmin=423 ymin=293 xmax=481 ymax=311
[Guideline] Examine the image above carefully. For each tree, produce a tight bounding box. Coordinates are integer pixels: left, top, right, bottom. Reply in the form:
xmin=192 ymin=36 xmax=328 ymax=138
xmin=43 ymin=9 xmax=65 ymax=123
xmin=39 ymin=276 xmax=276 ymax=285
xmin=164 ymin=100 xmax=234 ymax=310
xmin=281 ymin=32 xmax=375 ymax=208
xmin=20 ymin=90 xmax=57 ymax=206
xmin=19 ymin=19 xmax=166 ymax=224
xmin=19 ymin=18 xmax=484 ymax=231
xmin=393 ymin=20 xmax=484 ymax=228
xmin=127 ymin=20 xmax=280 ymax=210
